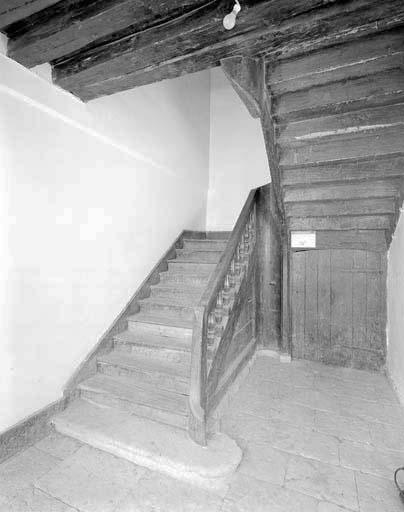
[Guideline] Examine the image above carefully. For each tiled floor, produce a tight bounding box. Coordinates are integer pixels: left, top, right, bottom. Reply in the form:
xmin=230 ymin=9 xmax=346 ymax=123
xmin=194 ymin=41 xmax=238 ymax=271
xmin=1 ymin=354 xmax=404 ymax=511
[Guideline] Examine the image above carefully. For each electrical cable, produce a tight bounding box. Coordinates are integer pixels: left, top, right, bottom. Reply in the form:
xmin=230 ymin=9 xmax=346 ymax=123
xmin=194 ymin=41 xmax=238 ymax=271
xmin=394 ymin=467 xmax=404 ymax=505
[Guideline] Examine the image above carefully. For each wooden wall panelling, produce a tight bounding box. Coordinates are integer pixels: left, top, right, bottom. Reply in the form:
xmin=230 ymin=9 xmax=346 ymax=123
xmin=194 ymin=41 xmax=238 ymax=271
xmin=256 ymin=184 xmax=282 ymax=349
xmin=290 ymin=249 xmax=386 ymax=370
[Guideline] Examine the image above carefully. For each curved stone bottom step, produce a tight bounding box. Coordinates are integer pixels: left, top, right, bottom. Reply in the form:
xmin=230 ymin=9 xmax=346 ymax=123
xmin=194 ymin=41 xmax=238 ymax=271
xmin=52 ymin=399 xmax=242 ymax=489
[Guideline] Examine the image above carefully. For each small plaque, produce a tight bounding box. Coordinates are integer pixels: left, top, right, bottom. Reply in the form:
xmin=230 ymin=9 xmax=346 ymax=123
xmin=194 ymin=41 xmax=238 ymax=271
xmin=291 ymin=231 xmax=316 ymax=249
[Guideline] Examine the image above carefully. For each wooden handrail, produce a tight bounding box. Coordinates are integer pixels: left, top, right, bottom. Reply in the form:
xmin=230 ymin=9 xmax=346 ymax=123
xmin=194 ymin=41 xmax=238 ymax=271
xmin=188 ymin=188 xmax=258 ymax=445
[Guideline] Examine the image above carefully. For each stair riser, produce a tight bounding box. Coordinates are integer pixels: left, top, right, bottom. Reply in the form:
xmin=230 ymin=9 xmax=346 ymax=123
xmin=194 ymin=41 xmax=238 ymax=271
xmin=175 ymin=252 xmax=222 ymax=263
xmin=149 ymin=288 xmax=202 ymax=303
xmin=97 ymin=363 xmax=189 ymax=394
xmin=168 ymin=262 xmax=216 ymax=273
xmin=139 ymin=302 xmax=194 ymax=321
xmin=128 ymin=320 xmax=192 ymax=341
xmin=158 ymin=274 xmax=210 ymax=286
xmin=113 ymin=344 xmax=191 ymax=366
xmin=81 ymin=392 xmax=188 ymax=430
xmin=183 ymin=241 xmax=227 ymax=251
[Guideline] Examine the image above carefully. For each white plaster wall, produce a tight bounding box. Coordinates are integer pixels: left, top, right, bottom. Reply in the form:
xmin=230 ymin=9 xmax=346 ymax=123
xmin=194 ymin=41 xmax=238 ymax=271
xmin=387 ymin=213 xmax=404 ymax=405
xmin=0 ymin=55 xmax=210 ymax=431
xmin=207 ymin=67 xmax=269 ymax=231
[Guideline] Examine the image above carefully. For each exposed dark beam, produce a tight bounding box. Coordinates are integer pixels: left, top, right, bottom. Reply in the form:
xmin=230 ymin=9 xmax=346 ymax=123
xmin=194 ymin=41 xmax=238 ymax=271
xmin=53 ymin=0 xmax=404 ymax=100
xmin=0 ymin=0 xmax=60 ymax=30
xmin=221 ymin=56 xmax=262 ymax=119
xmin=267 ymin=28 xmax=404 ymax=95
xmin=219 ymin=55 xmax=285 ymax=219
xmin=291 ymin=230 xmax=387 ymax=252
xmin=281 ymin=156 xmax=404 ymax=186
xmin=288 ymin=215 xmax=393 ymax=231
xmin=283 ymin=179 xmax=401 ymax=203
xmin=285 ymin=198 xmax=396 ymax=218
xmin=7 ymin=0 xmax=209 ymax=68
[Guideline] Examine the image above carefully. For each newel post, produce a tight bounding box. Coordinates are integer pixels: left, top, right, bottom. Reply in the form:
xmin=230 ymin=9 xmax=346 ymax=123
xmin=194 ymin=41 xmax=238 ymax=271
xmin=188 ymin=306 xmax=207 ymax=446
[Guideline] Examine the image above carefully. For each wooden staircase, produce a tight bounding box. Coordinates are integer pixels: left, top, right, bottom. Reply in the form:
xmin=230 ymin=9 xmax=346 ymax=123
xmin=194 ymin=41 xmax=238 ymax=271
xmin=63 ymin=238 xmax=227 ymax=433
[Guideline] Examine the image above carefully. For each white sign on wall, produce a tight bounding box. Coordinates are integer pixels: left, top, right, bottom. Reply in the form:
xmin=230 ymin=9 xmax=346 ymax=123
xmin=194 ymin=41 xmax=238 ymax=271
xmin=291 ymin=231 xmax=316 ymax=249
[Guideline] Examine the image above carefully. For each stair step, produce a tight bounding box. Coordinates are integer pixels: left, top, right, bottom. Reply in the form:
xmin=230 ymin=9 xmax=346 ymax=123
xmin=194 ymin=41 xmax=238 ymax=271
xmin=158 ymin=272 xmax=210 ymax=286
xmin=79 ymin=374 xmax=188 ymax=429
xmin=98 ymin=351 xmax=190 ymax=394
xmin=143 ymin=291 xmax=202 ymax=307
xmin=175 ymin=250 xmax=223 ymax=263
xmin=127 ymin=311 xmax=193 ymax=340
xmin=168 ymin=261 xmax=216 ymax=273
xmin=183 ymin=239 xmax=228 ymax=251
xmin=149 ymin=284 xmax=203 ymax=301
xmin=114 ymin=329 xmax=191 ymax=353
xmin=138 ymin=299 xmax=194 ymax=321
xmin=50 ymin=399 xmax=242 ymax=487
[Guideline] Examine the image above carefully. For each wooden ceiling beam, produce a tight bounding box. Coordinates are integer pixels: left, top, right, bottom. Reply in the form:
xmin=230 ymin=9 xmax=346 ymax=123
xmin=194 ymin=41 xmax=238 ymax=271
xmin=53 ymin=0 xmax=404 ymax=100
xmin=0 ymin=0 xmax=60 ymax=30
xmin=285 ymin=198 xmax=396 ymax=218
xmin=6 ymin=0 xmax=208 ymax=68
xmin=288 ymin=215 xmax=393 ymax=231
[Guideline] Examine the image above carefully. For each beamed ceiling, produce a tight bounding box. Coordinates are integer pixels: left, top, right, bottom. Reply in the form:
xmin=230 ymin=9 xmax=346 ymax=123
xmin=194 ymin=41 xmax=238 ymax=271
xmin=0 ymin=0 xmax=403 ymax=101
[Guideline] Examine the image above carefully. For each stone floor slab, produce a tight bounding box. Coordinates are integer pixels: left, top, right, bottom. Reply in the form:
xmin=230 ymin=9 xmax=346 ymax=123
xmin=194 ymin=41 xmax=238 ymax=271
xmin=0 ymin=487 xmax=78 ymax=512
xmin=284 ymin=455 xmax=358 ymax=510
xmin=222 ymin=473 xmax=319 ymax=512
xmin=355 ymin=472 xmax=404 ymax=512
xmin=36 ymin=445 xmax=147 ymax=512
xmin=0 ymin=446 xmax=60 ymax=499
xmin=117 ymin=470 xmax=224 ymax=512
xmin=238 ymin=442 xmax=289 ymax=485
xmin=35 ymin=431 xmax=83 ymax=460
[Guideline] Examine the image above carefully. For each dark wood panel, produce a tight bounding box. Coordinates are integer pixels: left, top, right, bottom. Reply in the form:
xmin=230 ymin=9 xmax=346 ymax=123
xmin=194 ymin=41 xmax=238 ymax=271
xmin=268 ymin=28 xmax=404 ymax=94
xmin=292 ymin=230 xmax=387 ymax=252
xmin=280 ymin=127 xmax=404 ymax=166
xmin=278 ymin=103 xmax=404 ymax=145
xmin=53 ymin=0 xmax=404 ymax=99
xmin=284 ymin=179 xmax=401 ymax=203
xmin=275 ymin=70 xmax=404 ymax=123
xmin=7 ymin=0 xmax=206 ymax=67
xmin=286 ymin=197 xmax=396 ymax=218
xmin=290 ymin=248 xmax=386 ymax=369
xmin=281 ymin=155 xmax=404 ymax=186
xmin=288 ymin=215 xmax=392 ymax=231
xmin=0 ymin=0 xmax=60 ymax=29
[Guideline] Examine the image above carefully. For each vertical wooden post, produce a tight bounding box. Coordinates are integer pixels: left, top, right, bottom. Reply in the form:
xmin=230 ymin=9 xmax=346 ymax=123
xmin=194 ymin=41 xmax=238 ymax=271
xmin=281 ymin=239 xmax=291 ymax=356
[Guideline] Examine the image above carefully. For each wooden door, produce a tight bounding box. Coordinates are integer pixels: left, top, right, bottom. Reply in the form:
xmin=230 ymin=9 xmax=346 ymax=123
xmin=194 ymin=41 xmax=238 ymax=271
xmin=290 ymin=249 xmax=386 ymax=370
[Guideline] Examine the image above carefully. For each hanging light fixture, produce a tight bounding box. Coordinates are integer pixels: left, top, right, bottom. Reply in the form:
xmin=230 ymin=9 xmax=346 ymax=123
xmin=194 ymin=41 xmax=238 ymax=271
xmin=223 ymin=0 xmax=241 ymax=30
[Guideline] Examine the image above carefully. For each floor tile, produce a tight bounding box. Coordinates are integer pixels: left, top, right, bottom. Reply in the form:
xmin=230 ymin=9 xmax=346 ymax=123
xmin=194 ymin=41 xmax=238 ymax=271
xmin=222 ymin=473 xmax=319 ymax=512
xmin=284 ymin=455 xmax=358 ymax=510
xmin=0 ymin=446 xmax=60 ymax=499
xmin=270 ymin=422 xmax=340 ymax=465
xmin=369 ymin=421 xmax=404 ymax=453
xmin=117 ymin=471 xmax=224 ymax=512
xmin=314 ymin=410 xmax=372 ymax=445
xmin=0 ymin=487 xmax=78 ymax=511
xmin=35 ymin=431 xmax=83 ymax=460
xmin=238 ymin=442 xmax=289 ymax=485
xmin=318 ymin=502 xmax=355 ymax=512
xmin=339 ymin=440 xmax=404 ymax=479
xmin=355 ymin=472 xmax=404 ymax=512
xmin=36 ymin=445 xmax=146 ymax=512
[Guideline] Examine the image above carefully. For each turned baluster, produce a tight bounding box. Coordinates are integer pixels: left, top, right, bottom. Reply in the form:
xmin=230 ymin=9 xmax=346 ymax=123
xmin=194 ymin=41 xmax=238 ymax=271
xmin=234 ymin=245 xmax=242 ymax=276
xmin=215 ymin=292 xmax=224 ymax=327
xmin=207 ymin=311 xmax=216 ymax=346
xmin=229 ymin=259 xmax=237 ymax=287
xmin=222 ymin=274 xmax=231 ymax=309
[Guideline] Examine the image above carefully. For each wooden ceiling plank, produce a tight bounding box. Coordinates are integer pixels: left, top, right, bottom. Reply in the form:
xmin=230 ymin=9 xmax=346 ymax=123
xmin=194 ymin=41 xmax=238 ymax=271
xmin=280 ymin=126 xmax=404 ymax=167
xmin=288 ymin=215 xmax=393 ymax=231
xmin=285 ymin=198 xmax=396 ymax=217
xmin=54 ymin=0 xmax=404 ymax=100
xmin=0 ymin=0 xmax=60 ymax=30
xmin=275 ymin=71 xmax=404 ymax=123
xmin=278 ymin=103 xmax=404 ymax=145
xmin=7 ymin=0 xmax=210 ymax=68
xmin=268 ymin=28 xmax=404 ymax=95
xmin=283 ymin=179 xmax=401 ymax=203
xmin=281 ymin=155 xmax=404 ymax=186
